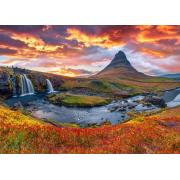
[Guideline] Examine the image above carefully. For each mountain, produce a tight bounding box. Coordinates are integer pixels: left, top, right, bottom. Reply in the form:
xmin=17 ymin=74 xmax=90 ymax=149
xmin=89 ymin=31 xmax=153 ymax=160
xmin=161 ymin=73 xmax=180 ymax=80
xmin=96 ymin=50 xmax=149 ymax=79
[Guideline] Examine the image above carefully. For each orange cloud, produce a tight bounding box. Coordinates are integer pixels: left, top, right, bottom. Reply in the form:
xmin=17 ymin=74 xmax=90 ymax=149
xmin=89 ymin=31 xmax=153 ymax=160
xmin=136 ymin=26 xmax=180 ymax=43
xmin=139 ymin=47 xmax=167 ymax=58
xmin=50 ymin=68 xmax=80 ymax=77
xmin=66 ymin=28 xmax=124 ymax=48
xmin=156 ymin=25 xmax=178 ymax=35
xmin=0 ymin=25 xmax=180 ymax=76
xmin=11 ymin=34 xmax=64 ymax=53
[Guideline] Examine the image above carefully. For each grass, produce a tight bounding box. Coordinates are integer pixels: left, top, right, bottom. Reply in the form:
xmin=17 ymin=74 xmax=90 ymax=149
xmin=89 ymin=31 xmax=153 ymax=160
xmin=60 ymin=77 xmax=180 ymax=98
xmin=47 ymin=93 xmax=111 ymax=107
xmin=0 ymin=105 xmax=180 ymax=153
xmin=44 ymin=118 xmax=80 ymax=128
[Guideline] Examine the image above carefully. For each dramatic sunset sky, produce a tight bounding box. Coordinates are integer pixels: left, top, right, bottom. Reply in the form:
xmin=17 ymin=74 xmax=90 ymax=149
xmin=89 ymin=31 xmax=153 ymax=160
xmin=0 ymin=25 xmax=179 ymax=77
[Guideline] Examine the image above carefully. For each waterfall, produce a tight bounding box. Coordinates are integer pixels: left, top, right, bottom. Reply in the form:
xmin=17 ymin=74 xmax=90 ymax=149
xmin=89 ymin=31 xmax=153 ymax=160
xmin=173 ymin=93 xmax=180 ymax=102
xmin=12 ymin=75 xmax=17 ymax=97
xmin=20 ymin=74 xmax=35 ymax=96
xmin=167 ymin=92 xmax=180 ymax=107
xmin=46 ymin=79 xmax=54 ymax=93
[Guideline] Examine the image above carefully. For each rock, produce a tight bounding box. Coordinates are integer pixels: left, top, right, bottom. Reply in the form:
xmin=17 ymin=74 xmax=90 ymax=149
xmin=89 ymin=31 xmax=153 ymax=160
xmin=144 ymin=96 xmax=166 ymax=108
xmin=116 ymin=107 xmax=126 ymax=112
xmin=0 ymin=71 xmax=12 ymax=95
xmin=108 ymin=105 xmax=118 ymax=112
xmin=12 ymin=101 xmax=24 ymax=110
xmin=146 ymin=103 xmax=152 ymax=107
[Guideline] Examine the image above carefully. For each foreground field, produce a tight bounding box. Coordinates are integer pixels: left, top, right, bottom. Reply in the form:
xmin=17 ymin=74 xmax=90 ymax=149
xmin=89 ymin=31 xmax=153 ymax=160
xmin=0 ymin=105 xmax=179 ymax=153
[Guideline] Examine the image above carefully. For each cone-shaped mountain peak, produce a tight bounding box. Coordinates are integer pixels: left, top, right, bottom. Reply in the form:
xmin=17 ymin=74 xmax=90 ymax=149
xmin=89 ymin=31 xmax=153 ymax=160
xmin=100 ymin=50 xmax=135 ymax=72
xmin=96 ymin=50 xmax=148 ymax=78
xmin=108 ymin=50 xmax=131 ymax=68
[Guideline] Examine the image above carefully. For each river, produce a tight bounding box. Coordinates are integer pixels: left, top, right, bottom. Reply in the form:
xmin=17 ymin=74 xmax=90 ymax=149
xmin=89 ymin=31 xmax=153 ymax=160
xmin=5 ymin=88 xmax=180 ymax=127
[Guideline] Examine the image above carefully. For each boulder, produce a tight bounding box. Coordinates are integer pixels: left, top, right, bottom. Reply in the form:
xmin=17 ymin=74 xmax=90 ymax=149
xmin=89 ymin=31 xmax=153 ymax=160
xmin=116 ymin=107 xmax=126 ymax=112
xmin=144 ymin=96 xmax=166 ymax=108
xmin=127 ymin=102 xmax=137 ymax=108
xmin=12 ymin=101 xmax=24 ymax=110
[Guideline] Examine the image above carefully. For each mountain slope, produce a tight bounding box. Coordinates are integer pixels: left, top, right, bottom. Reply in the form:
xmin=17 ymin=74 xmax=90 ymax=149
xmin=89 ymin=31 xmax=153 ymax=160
xmin=96 ymin=50 xmax=149 ymax=79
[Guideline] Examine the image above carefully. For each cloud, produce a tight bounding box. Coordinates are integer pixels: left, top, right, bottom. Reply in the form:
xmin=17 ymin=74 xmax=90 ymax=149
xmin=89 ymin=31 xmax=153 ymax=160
xmin=0 ymin=33 xmax=27 ymax=48
xmin=0 ymin=25 xmax=180 ymax=76
xmin=66 ymin=27 xmax=125 ymax=48
xmin=49 ymin=67 xmax=92 ymax=77
xmin=0 ymin=48 xmax=17 ymax=55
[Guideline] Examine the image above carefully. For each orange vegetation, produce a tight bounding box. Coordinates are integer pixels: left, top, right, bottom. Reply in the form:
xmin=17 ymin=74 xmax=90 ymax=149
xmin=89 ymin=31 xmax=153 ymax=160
xmin=0 ymin=105 xmax=179 ymax=154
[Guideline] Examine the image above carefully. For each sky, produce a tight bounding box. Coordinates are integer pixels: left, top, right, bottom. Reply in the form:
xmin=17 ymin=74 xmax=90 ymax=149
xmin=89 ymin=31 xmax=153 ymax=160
xmin=0 ymin=25 xmax=180 ymax=77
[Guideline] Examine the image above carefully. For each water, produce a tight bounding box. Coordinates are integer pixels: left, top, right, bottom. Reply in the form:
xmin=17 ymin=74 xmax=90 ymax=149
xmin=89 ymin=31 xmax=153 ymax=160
xmin=5 ymin=88 xmax=180 ymax=126
xmin=26 ymin=99 xmax=128 ymax=126
xmin=162 ymin=88 xmax=180 ymax=102
xmin=165 ymin=88 xmax=180 ymax=107
xmin=174 ymin=93 xmax=180 ymax=101
xmin=20 ymin=74 xmax=35 ymax=96
xmin=46 ymin=79 xmax=55 ymax=93
xmin=5 ymin=94 xmax=160 ymax=127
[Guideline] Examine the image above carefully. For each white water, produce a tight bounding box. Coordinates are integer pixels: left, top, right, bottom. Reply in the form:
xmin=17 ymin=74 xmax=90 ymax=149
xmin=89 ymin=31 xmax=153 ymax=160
xmin=167 ymin=92 xmax=180 ymax=107
xmin=20 ymin=74 xmax=35 ymax=96
xmin=46 ymin=79 xmax=55 ymax=93
xmin=173 ymin=93 xmax=180 ymax=101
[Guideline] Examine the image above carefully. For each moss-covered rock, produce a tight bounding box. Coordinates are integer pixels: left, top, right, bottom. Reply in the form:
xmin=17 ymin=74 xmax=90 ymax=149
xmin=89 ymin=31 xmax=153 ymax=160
xmin=47 ymin=93 xmax=111 ymax=107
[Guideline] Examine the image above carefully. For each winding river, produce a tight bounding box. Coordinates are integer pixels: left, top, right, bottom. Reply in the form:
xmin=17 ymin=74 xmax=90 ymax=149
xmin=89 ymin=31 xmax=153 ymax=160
xmin=5 ymin=88 xmax=180 ymax=126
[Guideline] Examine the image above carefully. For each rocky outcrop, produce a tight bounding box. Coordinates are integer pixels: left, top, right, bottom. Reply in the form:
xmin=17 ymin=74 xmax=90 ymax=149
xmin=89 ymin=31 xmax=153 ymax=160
xmin=0 ymin=67 xmax=65 ymax=97
xmin=144 ymin=96 xmax=167 ymax=108
xmin=0 ymin=68 xmax=13 ymax=96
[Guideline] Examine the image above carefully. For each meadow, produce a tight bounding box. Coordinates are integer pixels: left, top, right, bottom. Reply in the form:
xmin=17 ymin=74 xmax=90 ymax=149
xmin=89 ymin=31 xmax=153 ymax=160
xmin=0 ymin=105 xmax=179 ymax=154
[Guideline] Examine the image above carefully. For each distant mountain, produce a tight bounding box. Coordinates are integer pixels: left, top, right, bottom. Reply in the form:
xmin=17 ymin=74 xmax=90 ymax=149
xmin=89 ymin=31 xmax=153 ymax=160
xmin=96 ymin=50 xmax=149 ymax=79
xmin=161 ymin=73 xmax=180 ymax=80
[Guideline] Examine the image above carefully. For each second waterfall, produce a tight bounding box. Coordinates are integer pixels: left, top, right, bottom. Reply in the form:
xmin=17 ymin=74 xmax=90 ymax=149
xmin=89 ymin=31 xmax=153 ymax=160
xmin=46 ymin=79 xmax=55 ymax=93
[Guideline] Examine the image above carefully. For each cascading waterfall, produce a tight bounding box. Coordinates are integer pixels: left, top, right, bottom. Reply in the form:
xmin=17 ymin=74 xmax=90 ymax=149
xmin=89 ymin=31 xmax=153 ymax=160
xmin=46 ymin=79 xmax=55 ymax=93
xmin=167 ymin=92 xmax=180 ymax=107
xmin=173 ymin=93 xmax=180 ymax=102
xmin=20 ymin=74 xmax=35 ymax=96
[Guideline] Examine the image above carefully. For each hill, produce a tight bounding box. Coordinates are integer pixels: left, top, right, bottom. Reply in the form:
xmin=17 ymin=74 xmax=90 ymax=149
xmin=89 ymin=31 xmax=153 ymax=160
xmin=161 ymin=73 xmax=180 ymax=80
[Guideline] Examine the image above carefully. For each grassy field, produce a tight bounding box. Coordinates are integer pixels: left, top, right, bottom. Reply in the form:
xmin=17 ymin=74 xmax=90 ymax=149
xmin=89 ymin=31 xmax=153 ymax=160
xmin=47 ymin=93 xmax=111 ymax=107
xmin=60 ymin=77 xmax=180 ymax=98
xmin=0 ymin=105 xmax=179 ymax=153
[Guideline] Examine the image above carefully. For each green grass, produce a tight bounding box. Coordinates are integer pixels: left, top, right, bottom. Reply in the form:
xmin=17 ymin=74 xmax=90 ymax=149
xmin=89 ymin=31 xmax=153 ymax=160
xmin=45 ymin=118 xmax=80 ymax=128
xmin=47 ymin=93 xmax=111 ymax=107
xmin=59 ymin=76 xmax=180 ymax=98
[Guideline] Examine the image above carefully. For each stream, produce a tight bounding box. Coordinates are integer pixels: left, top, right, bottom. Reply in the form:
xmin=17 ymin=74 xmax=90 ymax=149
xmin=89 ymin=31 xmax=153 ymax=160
xmin=5 ymin=88 xmax=180 ymax=127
